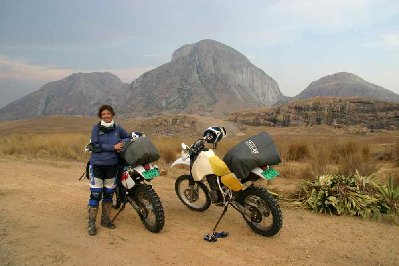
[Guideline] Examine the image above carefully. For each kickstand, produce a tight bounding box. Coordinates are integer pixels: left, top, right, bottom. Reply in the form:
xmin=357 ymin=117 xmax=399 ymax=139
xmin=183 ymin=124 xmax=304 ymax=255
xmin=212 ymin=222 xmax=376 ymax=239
xmin=78 ymin=171 xmax=86 ymax=181
xmin=111 ymin=201 xmax=127 ymax=223
xmin=212 ymin=204 xmax=229 ymax=232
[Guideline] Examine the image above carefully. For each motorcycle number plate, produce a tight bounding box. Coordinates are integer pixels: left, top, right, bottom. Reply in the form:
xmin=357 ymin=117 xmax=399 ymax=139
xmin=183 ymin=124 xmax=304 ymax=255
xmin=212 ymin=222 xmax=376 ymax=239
xmin=142 ymin=168 xmax=160 ymax=180
xmin=261 ymin=168 xmax=280 ymax=180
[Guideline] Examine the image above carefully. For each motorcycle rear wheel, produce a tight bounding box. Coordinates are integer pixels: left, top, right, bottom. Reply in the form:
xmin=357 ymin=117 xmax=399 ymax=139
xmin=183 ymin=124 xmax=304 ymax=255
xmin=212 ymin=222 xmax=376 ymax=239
xmin=237 ymin=186 xmax=282 ymax=237
xmin=175 ymin=175 xmax=211 ymax=212
xmin=130 ymin=185 xmax=165 ymax=233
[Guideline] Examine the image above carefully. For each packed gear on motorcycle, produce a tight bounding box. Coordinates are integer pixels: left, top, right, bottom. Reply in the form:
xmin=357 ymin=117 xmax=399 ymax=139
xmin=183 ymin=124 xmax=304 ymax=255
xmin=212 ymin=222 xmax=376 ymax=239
xmin=223 ymin=131 xmax=281 ymax=180
xmin=119 ymin=137 xmax=160 ymax=166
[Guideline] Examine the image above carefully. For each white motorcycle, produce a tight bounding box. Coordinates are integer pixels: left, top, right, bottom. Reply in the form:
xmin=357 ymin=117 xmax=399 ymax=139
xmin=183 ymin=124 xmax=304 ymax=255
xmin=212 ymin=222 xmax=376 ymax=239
xmin=170 ymin=130 xmax=283 ymax=237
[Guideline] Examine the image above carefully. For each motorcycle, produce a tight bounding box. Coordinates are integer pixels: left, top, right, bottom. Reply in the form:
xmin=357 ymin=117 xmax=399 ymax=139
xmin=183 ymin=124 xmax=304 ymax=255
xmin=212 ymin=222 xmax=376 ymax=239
xmin=170 ymin=131 xmax=283 ymax=237
xmin=112 ymin=162 xmax=165 ymax=233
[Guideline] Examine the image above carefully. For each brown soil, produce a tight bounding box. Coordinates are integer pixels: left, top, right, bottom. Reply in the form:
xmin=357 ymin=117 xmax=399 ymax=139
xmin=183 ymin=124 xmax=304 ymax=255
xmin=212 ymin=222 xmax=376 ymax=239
xmin=1 ymin=158 xmax=398 ymax=265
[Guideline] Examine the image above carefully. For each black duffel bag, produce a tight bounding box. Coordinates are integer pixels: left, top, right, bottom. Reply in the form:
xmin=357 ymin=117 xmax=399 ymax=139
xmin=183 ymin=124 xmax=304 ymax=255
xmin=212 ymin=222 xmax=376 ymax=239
xmin=119 ymin=137 xmax=160 ymax=166
xmin=223 ymin=132 xmax=281 ymax=180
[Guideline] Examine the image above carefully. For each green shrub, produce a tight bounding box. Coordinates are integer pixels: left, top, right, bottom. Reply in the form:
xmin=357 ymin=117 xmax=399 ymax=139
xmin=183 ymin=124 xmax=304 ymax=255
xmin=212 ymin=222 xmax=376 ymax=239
xmin=378 ymin=176 xmax=399 ymax=214
xmin=294 ymin=171 xmax=398 ymax=218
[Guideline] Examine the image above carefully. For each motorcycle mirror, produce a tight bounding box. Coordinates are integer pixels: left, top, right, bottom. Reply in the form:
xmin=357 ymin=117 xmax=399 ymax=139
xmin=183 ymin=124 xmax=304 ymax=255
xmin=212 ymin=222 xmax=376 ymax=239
xmin=181 ymin=143 xmax=189 ymax=150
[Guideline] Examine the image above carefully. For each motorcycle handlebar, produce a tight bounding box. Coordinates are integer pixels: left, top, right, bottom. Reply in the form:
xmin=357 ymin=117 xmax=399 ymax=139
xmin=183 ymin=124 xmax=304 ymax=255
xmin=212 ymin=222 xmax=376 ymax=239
xmin=188 ymin=139 xmax=208 ymax=155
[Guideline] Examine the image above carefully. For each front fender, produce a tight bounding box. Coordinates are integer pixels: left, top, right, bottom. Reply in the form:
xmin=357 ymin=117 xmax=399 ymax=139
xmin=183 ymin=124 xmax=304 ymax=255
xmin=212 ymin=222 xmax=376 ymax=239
xmin=170 ymin=157 xmax=190 ymax=168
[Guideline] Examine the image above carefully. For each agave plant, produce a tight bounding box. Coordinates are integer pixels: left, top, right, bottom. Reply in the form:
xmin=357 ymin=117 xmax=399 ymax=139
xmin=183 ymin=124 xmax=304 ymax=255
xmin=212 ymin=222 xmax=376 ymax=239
xmin=378 ymin=176 xmax=399 ymax=214
xmin=294 ymin=172 xmax=396 ymax=218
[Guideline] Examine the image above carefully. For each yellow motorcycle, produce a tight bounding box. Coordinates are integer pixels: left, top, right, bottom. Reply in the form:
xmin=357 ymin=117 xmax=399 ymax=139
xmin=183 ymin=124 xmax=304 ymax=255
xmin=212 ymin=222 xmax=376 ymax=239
xmin=170 ymin=128 xmax=282 ymax=237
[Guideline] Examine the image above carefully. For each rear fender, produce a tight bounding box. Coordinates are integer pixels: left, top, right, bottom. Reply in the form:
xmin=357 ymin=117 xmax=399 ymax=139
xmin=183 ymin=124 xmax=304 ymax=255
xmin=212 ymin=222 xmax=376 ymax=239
xmin=132 ymin=164 xmax=159 ymax=180
xmin=251 ymin=167 xmax=265 ymax=179
xmin=250 ymin=167 xmax=280 ymax=181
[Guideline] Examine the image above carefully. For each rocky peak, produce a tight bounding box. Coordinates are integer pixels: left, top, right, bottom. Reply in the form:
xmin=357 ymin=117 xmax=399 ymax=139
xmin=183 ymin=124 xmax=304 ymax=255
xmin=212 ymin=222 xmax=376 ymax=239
xmin=0 ymin=72 xmax=128 ymax=120
xmin=126 ymin=39 xmax=284 ymax=116
xmin=296 ymin=72 xmax=399 ymax=103
xmin=171 ymin=39 xmax=249 ymax=64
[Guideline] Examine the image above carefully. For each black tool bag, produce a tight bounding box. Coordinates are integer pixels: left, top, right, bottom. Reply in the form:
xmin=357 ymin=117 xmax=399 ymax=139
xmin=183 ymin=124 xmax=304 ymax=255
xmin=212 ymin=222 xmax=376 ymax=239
xmin=223 ymin=132 xmax=281 ymax=180
xmin=119 ymin=137 xmax=160 ymax=166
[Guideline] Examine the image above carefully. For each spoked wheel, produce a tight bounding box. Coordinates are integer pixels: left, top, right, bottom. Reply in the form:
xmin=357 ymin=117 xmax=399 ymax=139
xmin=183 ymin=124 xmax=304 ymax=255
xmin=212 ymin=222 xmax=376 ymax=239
xmin=175 ymin=175 xmax=211 ymax=212
xmin=130 ymin=185 xmax=165 ymax=233
xmin=237 ymin=186 xmax=282 ymax=237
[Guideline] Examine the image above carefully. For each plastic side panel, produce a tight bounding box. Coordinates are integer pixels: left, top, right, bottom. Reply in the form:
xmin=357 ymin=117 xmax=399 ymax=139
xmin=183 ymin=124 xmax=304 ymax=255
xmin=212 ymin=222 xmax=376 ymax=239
xmin=221 ymin=173 xmax=244 ymax=191
xmin=209 ymin=155 xmax=231 ymax=176
xmin=192 ymin=151 xmax=215 ymax=181
xmin=120 ymin=170 xmax=135 ymax=189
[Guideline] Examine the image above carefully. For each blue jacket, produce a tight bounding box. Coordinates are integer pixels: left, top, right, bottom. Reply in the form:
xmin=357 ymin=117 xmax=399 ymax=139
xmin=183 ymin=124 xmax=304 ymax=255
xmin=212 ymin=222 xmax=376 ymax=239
xmin=89 ymin=123 xmax=130 ymax=165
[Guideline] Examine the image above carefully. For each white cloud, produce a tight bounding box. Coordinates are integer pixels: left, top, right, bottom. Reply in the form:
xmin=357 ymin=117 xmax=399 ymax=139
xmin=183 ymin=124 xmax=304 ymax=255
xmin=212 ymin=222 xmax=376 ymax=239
xmin=0 ymin=54 xmax=154 ymax=84
xmin=237 ymin=0 xmax=399 ymax=45
xmin=0 ymin=55 xmax=73 ymax=81
xmin=270 ymin=0 xmax=399 ymax=31
xmin=371 ymin=33 xmax=399 ymax=49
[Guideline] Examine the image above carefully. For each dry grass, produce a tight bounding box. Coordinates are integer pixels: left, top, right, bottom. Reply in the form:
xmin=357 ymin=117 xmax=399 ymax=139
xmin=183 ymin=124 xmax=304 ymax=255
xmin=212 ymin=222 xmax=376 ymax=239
xmin=309 ymin=145 xmax=329 ymax=177
xmin=333 ymin=141 xmax=378 ymax=176
xmin=0 ymin=133 xmax=89 ymax=161
xmin=285 ymin=142 xmax=311 ymax=161
xmin=152 ymin=137 xmax=184 ymax=164
xmin=0 ymin=119 xmax=398 ymax=183
xmin=276 ymin=139 xmax=380 ymax=178
xmin=275 ymin=162 xmax=313 ymax=180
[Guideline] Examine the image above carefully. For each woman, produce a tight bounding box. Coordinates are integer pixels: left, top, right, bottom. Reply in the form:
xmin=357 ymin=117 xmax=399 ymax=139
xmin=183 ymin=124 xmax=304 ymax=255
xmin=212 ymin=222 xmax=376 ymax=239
xmin=87 ymin=104 xmax=130 ymax=236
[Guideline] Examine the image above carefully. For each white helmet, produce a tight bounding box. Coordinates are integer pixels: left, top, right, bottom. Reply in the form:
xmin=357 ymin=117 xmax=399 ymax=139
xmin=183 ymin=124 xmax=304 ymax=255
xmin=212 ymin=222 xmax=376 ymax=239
xmin=131 ymin=131 xmax=145 ymax=141
xmin=203 ymin=126 xmax=226 ymax=143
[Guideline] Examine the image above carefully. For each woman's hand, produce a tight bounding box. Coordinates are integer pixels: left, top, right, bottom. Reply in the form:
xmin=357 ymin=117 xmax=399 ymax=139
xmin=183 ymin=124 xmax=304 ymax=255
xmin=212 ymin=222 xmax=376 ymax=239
xmin=114 ymin=142 xmax=124 ymax=152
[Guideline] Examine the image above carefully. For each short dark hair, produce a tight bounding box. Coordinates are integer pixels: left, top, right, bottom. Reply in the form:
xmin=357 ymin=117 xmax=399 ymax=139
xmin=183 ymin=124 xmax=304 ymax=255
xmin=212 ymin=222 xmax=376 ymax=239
xmin=98 ymin=105 xmax=115 ymax=118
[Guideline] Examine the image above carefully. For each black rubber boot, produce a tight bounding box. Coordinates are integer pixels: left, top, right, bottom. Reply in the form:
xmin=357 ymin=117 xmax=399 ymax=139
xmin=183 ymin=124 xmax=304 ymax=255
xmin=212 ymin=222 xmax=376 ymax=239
xmin=101 ymin=202 xmax=116 ymax=229
xmin=87 ymin=206 xmax=98 ymax=236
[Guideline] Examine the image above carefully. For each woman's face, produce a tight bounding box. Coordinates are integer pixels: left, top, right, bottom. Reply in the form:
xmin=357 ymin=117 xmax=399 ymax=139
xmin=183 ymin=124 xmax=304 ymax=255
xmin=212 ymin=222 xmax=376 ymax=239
xmin=101 ymin=109 xmax=113 ymax=123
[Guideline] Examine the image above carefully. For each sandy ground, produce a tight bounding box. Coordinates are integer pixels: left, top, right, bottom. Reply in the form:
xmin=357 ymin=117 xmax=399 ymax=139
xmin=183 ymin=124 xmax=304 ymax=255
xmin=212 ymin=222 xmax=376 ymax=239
xmin=1 ymin=158 xmax=398 ymax=266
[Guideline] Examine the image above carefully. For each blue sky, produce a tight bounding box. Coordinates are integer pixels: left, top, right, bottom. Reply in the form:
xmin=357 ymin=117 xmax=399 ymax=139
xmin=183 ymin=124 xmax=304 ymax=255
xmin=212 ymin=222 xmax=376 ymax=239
xmin=1 ymin=0 xmax=399 ymax=108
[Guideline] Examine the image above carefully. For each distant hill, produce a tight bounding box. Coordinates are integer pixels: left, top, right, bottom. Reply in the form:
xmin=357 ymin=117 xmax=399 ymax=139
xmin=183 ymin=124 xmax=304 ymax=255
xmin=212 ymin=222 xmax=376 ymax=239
xmin=124 ymin=39 xmax=285 ymax=116
xmin=0 ymin=39 xmax=286 ymax=120
xmin=0 ymin=72 xmax=129 ymax=120
xmin=228 ymin=97 xmax=399 ymax=130
xmin=295 ymin=72 xmax=399 ymax=103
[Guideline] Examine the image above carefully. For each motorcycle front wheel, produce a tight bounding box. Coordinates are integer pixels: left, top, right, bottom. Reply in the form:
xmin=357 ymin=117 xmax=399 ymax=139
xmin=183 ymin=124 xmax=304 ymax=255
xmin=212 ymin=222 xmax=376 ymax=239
xmin=130 ymin=185 xmax=165 ymax=233
xmin=175 ymin=175 xmax=211 ymax=212
xmin=237 ymin=186 xmax=282 ymax=237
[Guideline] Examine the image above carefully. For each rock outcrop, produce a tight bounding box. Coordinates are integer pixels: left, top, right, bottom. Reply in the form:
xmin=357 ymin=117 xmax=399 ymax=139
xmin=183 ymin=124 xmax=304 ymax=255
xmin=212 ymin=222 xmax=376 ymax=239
xmin=125 ymin=39 xmax=284 ymax=116
xmin=228 ymin=97 xmax=399 ymax=130
xmin=295 ymin=72 xmax=399 ymax=103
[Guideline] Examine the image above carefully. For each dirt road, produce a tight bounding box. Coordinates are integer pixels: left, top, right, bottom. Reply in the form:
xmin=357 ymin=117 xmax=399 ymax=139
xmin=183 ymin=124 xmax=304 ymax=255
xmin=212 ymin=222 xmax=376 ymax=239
xmin=0 ymin=158 xmax=398 ymax=265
